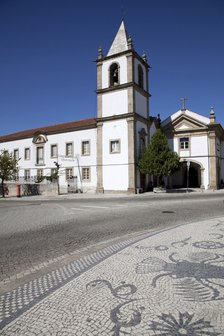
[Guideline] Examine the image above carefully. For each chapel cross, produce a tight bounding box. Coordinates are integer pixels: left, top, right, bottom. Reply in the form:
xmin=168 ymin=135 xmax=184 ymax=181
xmin=180 ymin=97 xmax=188 ymax=110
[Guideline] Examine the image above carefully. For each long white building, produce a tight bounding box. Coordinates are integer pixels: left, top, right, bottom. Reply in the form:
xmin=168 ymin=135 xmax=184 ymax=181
xmin=0 ymin=21 xmax=223 ymax=193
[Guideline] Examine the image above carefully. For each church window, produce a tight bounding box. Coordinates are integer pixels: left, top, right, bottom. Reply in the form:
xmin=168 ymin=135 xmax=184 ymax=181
xmin=51 ymin=144 xmax=58 ymax=158
xmin=109 ymin=63 xmax=119 ymax=86
xmin=14 ymin=149 xmax=19 ymax=160
xmin=24 ymin=169 xmax=30 ymax=181
xmin=82 ymin=141 xmax=90 ymax=156
xmin=36 ymin=146 xmax=44 ymax=165
xmin=24 ymin=148 xmax=30 ymax=160
xmin=138 ymin=64 xmax=144 ymax=89
xmin=110 ymin=140 xmax=120 ymax=154
xmin=37 ymin=169 xmax=43 ymax=178
xmin=140 ymin=137 xmax=145 ymax=155
xmin=66 ymin=142 xmax=73 ymax=157
xmin=139 ymin=128 xmax=147 ymax=156
xmin=82 ymin=167 xmax=90 ymax=181
xmin=180 ymin=137 xmax=189 ymax=149
xmin=66 ymin=168 xmax=73 ymax=180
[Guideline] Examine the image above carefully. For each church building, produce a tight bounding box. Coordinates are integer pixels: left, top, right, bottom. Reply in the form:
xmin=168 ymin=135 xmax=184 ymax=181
xmin=0 ymin=22 xmax=223 ymax=193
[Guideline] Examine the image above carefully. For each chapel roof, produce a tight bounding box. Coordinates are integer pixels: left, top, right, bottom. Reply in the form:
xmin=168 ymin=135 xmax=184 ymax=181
xmin=161 ymin=109 xmax=210 ymax=127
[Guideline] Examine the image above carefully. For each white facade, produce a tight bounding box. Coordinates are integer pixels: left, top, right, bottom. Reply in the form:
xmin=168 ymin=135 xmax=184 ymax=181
xmin=1 ymin=22 xmax=223 ymax=194
xmin=0 ymin=125 xmax=97 ymax=193
xmin=162 ymin=109 xmax=224 ymax=190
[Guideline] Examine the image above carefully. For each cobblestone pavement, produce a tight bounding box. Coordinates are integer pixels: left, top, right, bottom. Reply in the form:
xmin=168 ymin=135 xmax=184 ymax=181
xmin=1 ymin=217 xmax=224 ymax=335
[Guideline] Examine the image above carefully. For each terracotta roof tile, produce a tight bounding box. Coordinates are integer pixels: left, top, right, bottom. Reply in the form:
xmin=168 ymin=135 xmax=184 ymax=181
xmin=0 ymin=118 xmax=97 ymax=143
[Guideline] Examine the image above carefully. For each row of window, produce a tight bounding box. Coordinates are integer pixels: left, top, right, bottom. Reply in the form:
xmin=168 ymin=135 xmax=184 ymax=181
xmin=22 ymin=167 xmax=91 ymax=181
xmin=11 ymin=141 xmax=91 ymax=162
xmin=10 ymin=140 xmax=121 ymax=164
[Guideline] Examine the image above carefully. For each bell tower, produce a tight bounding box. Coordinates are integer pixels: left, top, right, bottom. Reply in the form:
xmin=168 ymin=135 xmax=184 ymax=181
xmin=96 ymin=21 xmax=151 ymax=193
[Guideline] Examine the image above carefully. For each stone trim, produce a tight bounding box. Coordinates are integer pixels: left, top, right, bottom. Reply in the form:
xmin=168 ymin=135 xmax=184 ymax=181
xmin=96 ymin=82 xmax=150 ymax=97
xmin=208 ymin=131 xmax=218 ymax=189
xmin=96 ymin=122 xmax=104 ymax=193
xmin=128 ymin=87 xmax=134 ymax=113
xmin=96 ymin=49 xmax=150 ymax=69
xmin=127 ymin=117 xmax=135 ymax=192
xmin=127 ymin=54 xmax=133 ymax=82
xmin=97 ymin=62 xmax=103 ymax=90
xmin=97 ymin=112 xmax=135 ymax=123
xmin=97 ymin=94 xmax=102 ymax=118
xmin=134 ymin=112 xmax=150 ymax=124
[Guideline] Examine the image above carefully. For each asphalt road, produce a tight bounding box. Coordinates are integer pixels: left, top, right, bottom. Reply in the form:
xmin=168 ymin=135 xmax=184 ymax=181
xmin=0 ymin=192 xmax=224 ymax=291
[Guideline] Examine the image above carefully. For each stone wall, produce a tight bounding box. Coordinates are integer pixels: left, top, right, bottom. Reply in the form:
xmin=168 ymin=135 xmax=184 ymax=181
xmin=1 ymin=183 xmax=59 ymax=197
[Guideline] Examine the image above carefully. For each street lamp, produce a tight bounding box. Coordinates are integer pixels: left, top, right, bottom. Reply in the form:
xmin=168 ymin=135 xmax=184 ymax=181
xmin=187 ymin=161 xmax=190 ymax=193
xmin=54 ymin=161 xmax=60 ymax=195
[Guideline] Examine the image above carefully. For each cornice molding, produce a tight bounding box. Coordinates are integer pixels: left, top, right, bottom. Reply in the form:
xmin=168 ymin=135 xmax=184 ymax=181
xmin=96 ymin=81 xmax=150 ymax=97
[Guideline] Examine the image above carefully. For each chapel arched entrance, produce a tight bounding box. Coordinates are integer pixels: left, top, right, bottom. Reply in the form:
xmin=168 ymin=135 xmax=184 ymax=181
xmin=171 ymin=161 xmax=202 ymax=189
xmin=183 ymin=163 xmax=200 ymax=188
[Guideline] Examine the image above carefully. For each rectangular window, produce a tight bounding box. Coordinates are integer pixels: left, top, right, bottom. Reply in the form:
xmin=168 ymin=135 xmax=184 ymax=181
xmin=24 ymin=169 xmax=30 ymax=181
xmin=180 ymin=137 xmax=189 ymax=150
xmin=82 ymin=167 xmax=90 ymax=181
xmin=82 ymin=140 xmax=90 ymax=156
xmin=24 ymin=148 xmax=30 ymax=160
xmin=66 ymin=143 xmax=73 ymax=157
xmin=110 ymin=140 xmax=120 ymax=153
xmin=36 ymin=146 xmax=44 ymax=164
xmin=66 ymin=168 xmax=73 ymax=180
xmin=37 ymin=169 xmax=43 ymax=178
xmin=14 ymin=149 xmax=19 ymax=160
xmin=51 ymin=144 xmax=58 ymax=158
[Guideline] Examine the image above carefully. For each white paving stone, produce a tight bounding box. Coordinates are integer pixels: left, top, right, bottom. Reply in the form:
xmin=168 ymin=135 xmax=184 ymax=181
xmin=1 ymin=217 xmax=224 ymax=335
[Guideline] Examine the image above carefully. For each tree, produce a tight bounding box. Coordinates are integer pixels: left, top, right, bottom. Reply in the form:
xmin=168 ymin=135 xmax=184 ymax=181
xmin=138 ymin=129 xmax=181 ymax=187
xmin=0 ymin=151 xmax=19 ymax=197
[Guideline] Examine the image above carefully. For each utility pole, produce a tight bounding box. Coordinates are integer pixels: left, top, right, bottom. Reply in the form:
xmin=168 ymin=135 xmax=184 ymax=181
xmin=54 ymin=161 xmax=60 ymax=195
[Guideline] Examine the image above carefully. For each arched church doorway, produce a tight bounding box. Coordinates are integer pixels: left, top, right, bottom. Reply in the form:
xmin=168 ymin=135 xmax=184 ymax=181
xmin=183 ymin=163 xmax=200 ymax=188
xmin=171 ymin=161 xmax=202 ymax=189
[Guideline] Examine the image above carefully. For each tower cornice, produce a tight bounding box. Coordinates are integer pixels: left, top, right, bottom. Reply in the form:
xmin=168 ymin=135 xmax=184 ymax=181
xmin=95 ymin=49 xmax=150 ymax=69
xmin=96 ymin=81 xmax=151 ymax=98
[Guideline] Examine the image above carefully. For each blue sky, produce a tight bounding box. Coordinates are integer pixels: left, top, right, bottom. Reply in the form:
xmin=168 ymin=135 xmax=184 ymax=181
xmin=0 ymin=0 xmax=223 ymax=135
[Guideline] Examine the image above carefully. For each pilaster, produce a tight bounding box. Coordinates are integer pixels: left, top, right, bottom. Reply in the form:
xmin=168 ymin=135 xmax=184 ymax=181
xmin=208 ymin=131 xmax=218 ymax=190
xmin=96 ymin=122 xmax=104 ymax=193
xmin=97 ymin=94 xmax=102 ymax=118
xmin=127 ymin=116 xmax=136 ymax=193
xmin=97 ymin=61 xmax=103 ymax=90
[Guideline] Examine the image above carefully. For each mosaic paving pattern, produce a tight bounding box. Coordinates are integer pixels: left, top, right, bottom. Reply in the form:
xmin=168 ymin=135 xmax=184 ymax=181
xmin=1 ymin=217 xmax=224 ymax=335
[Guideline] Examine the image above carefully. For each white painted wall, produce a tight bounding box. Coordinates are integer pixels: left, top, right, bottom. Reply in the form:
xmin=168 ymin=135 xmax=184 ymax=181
xmin=0 ymin=128 xmax=97 ymax=191
xmin=191 ymin=136 xmax=208 ymax=156
xmin=102 ymin=56 xmax=127 ymax=89
xmin=135 ymin=91 xmax=147 ymax=118
xmin=102 ymin=119 xmax=128 ymax=190
xmin=102 ymin=90 xmax=128 ymax=117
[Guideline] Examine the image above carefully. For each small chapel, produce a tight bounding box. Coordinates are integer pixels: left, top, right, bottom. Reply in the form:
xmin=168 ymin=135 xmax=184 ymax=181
xmin=0 ymin=21 xmax=223 ymax=194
